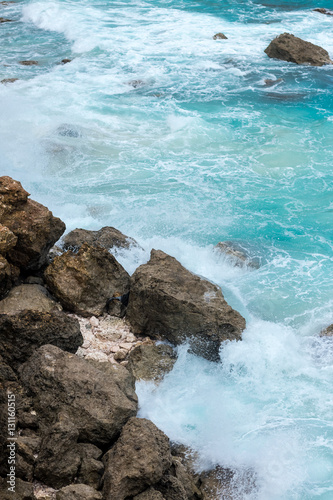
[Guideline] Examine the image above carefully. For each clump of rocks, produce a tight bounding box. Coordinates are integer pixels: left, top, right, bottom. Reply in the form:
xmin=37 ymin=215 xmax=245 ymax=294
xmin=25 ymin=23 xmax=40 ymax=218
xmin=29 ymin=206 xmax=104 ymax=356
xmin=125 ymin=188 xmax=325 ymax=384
xmin=0 ymin=176 xmax=251 ymax=499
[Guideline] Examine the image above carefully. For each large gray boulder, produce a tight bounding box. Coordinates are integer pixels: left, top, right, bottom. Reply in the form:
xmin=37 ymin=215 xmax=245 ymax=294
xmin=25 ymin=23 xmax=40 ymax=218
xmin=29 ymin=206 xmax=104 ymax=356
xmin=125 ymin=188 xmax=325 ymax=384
xmin=0 ymin=310 xmax=82 ymax=369
xmin=44 ymin=243 xmax=130 ymax=316
xmin=264 ymin=33 xmax=332 ymax=66
xmin=103 ymin=417 xmax=173 ymax=500
xmin=18 ymin=345 xmax=138 ymax=446
xmin=126 ymin=250 xmax=245 ymax=362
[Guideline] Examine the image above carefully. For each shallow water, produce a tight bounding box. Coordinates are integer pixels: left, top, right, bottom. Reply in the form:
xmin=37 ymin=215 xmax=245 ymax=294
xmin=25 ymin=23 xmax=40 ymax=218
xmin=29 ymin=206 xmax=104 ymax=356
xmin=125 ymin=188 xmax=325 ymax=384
xmin=1 ymin=0 xmax=332 ymax=497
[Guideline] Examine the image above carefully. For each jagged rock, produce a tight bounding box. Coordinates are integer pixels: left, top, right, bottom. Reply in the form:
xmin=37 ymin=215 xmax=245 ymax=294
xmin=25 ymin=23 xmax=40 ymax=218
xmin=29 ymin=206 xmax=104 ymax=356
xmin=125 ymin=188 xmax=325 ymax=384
xmin=128 ymin=343 xmax=177 ymax=382
xmin=199 ymin=466 xmax=256 ymax=500
xmin=61 ymin=58 xmax=72 ymax=64
xmin=19 ymin=345 xmax=138 ymax=446
xmin=62 ymin=226 xmax=140 ymax=252
xmin=44 ymin=243 xmax=130 ymax=316
xmin=0 ymin=254 xmax=19 ymax=299
xmin=215 ymin=241 xmax=260 ymax=269
xmin=0 ymin=176 xmax=66 ymax=271
xmin=213 ymin=33 xmax=227 ymax=39
xmin=0 ymin=224 xmax=17 ymax=254
xmin=77 ymin=442 xmax=104 ymax=489
xmin=320 ymin=324 xmax=333 ymax=336
xmin=264 ymin=33 xmax=333 ymax=66
xmin=0 ymin=284 xmax=62 ymax=314
xmin=103 ymin=417 xmax=173 ymax=500
xmin=19 ymin=60 xmax=38 ymax=65
xmin=313 ymin=8 xmax=333 ymax=15
xmin=0 ymin=310 xmax=82 ymax=369
xmin=0 ymin=477 xmax=37 ymax=499
xmin=155 ymin=474 xmax=188 ymax=500
xmin=126 ymin=250 xmax=245 ymax=362
xmin=56 ymin=484 xmax=102 ymax=500
xmin=134 ymin=489 xmax=165 ymax=500
xmin=264 ymin=78 xmax=283 ymax=86
xmin=16 ymin=432 xmax=41 ymax=481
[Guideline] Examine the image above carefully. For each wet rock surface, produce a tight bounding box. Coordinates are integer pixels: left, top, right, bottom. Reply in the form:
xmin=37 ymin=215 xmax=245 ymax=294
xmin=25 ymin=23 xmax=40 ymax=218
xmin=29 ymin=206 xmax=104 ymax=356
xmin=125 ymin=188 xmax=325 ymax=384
xmin=213 ymin=32 xmax=227 ymax=39
xmin=126 ymin=249 xmax=245 ymax=362
xmin=62 ymin=226 xmax=140 ymax=252
xmin=215 ymin=241 xmax=260 ymax=269
xmin=44 ymin=243 xmax=130 ymax=316
xmin=264 ymin=32 xmax=333 ymax=66
xmin=128 ymin=342 xmax=177 ymax=382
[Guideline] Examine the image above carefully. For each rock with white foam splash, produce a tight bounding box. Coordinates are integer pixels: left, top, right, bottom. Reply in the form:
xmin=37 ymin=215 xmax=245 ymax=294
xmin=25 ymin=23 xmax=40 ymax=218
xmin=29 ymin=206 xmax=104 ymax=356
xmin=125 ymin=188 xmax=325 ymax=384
xmin=264 ymin=33 xmax=333 ymax=66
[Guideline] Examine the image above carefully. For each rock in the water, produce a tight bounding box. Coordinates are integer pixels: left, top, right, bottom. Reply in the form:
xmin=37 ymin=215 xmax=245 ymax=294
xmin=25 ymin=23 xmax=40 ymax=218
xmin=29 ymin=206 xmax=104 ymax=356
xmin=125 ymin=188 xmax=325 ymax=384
xmin=103 ymin=417 xmax=173 ymax=500
xmin=44 ymin=243 xmax=130 ymax=316
xmin=0 ymin=310 xmax=82 ymax=369
xmin=19 ymin=345 xmax=138 ymax=446
xmin=0 ymin=224 xmax=17 ymax=254
xmin=19 ymin=60 xmax=38 ymax=65
xmin=126 ymin=250 xmax=245 ymax=362
xmin=313 ymin=8 xmax=333 ymax=16
xmin=0 ymin=254 xmax=19 ymax=299
xmin=62 ymin=226 xmax=140 ymax=252
xmin=199 ymin=466 xmax=256 ymax=499
xmin=215 ymin=241 xmax=260 ymax=269
xmin=264 ymin=78 xmax=283 ymax=86
xmin=0 ymin=176 xmax=66 ymax=271
xmin=0 ymin=284 xmax=62 ymax=314
xmin=56 ymin=484 xmax=102 ymax=500
xmin=0 ymin=17 xmax=12 ymax=22
xmin=213 ymin=33 xmax=228 ymax=39
xmin=320 ymin=324 xmax=333 ymax=336
xmin=1 ymin=78 xmax=19 ymax=84
xmin=128 ymin=343 xmax=177 ymax=382
xmin=61 ymin=58 xmax=72 ymax=64
xmin=264 ymin=33 xmax=333 ymax=66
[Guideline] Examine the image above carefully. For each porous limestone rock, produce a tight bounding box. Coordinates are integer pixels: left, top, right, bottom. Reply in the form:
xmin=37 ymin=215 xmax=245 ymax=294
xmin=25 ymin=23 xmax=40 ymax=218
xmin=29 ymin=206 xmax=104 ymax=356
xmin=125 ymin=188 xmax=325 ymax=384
xmin=127 ymin=343 xmax=177 ymax=382
xmin=62 ymin=226 xmax=140 ymax=252
xmin=264 ymin=33 xmax=332 ymax=66
xmin=0 ymin=284 xmax=62 ymax=315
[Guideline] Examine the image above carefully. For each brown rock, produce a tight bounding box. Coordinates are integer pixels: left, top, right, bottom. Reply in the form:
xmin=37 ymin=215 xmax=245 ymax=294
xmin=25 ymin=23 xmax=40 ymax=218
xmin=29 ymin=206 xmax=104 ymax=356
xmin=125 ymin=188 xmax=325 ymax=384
xmin=19 ymin=60 xmax=38 ymax=65
xmin=103 ymin=417 xmax=173 ymax=500
xmin=16 ymin=432 xmax=41 ymax=481
xmin=320 ymin=324 xmax=333 ymax=336
xmin=313 ymin=8 xmax=333 ymax=15
xmin=134 ymin=488 xmax=165 ymax=500
xmin=62 ymin=226 xmax=140 ymax=252
xmin=44 ymin=243 xmax=130 ymax=316
xmin=128 ymin=343 xmax=177 ymax=382
xmin=0 ymin=176 xmax=29 ymax=217
xmin=126 ymin=250 xmax=245 ymax=362
xmin=0 ymin=224 xmax=17 ymax=253
xmin=0 ymin=310 xmax=82 ymax=369
xmin=56 ymin=484 xmax=102 ymax=500
xmin=264 ymin=33 xmax=333 ymax=66
xmin=264 ymin=78 xmax=283 ymax=86
xmin=0 ymin=254 xmax=19 ymax=299
xmin=213 ymin=33 xmax=227 ymax=40
xmin=0 ymin=17 xmax=12 ymax=22
xmin=0 ymin=284 xmax=62 ymax=314
xmin=199 ymin=466 xmax=256 ymax=499
xmin=61 ymin=58 xmax=72 ymax=64
xmin=215 ymin=241 xmax=260 ymax=269
xmin=0 ymin=477 xmax=37 ymax=499
xmin=1 ymin=78 xmax=18 ymax=84
xmin=18 ymin=345 xmax=138 ymax=446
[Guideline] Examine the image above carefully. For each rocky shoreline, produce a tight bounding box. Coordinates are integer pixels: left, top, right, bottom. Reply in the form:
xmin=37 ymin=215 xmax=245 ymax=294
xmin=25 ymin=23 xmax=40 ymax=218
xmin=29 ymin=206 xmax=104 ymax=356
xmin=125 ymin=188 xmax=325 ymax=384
xmin=1 ymin=176 xmax=331 ymax=500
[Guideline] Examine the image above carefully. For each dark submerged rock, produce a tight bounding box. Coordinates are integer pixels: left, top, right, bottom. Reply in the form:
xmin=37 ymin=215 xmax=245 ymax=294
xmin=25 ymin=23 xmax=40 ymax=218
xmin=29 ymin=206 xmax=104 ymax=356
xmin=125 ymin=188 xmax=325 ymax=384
xmin=19 ymin=60 xmax=38 ymax=65
xmin=313 ymin=8 xmax=333 ymax=16
xmin=126 ymin=250 xmax=246 ymax=362
xmin=215 ymin=241 xmax=260 ymax=269
xmin=264 ymin=78 xmax=283 ymax=86
xmin=0 ymin=17 xmax=12 ymax=22
xmin=264 ymin=33 xmax=332 ymax=66
xmin=44 ymin=243 xmax=130 ymax=316
xmin=1 ymin=77 xmax=18 ymax=84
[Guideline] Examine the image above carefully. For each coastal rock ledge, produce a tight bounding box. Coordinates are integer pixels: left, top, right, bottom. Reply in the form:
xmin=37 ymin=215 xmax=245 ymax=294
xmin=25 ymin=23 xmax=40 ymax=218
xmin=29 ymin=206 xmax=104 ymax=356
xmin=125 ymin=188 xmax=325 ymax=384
xmin=126 ymin=249 xmax=246 ymax=362
xmin=264 ymin=33 xmax=333 ymax=66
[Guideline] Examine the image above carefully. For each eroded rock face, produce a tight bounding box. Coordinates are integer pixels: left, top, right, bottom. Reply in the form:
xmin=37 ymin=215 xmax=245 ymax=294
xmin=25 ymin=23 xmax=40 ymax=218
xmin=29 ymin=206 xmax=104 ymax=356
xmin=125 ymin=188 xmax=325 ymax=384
xmin=0 ymin=311 xmax=82 ymax=369
xmin=134 ymin=488 xmax=165 ymax=500
xmin=18 ymin=345 xmax=138 ymax=446
xmin=0 ymin=255 xmax=19 ymax=299
xmin=103 ymin=417 xmax=173 ymax=500
xmin=126 ymin=250 xmax=245 ymax=362
xmin=128 ymin=343 xmax=177 ymax=382
xmin=62 ymin=226 xmax=140 ymax=252
xmin=0 ymin=284 xmax=62 ymax=315
xmin=320 ymin=324 xmax=333 ymax=337
xmin=264 ymin=33 xmax=333 ymax=66
xmin=0 ymin=176 xmax=66 ymax=271
xmin=215 ymin=241 xmax=260 ymax=269
xmin=44 ymin=243 xmax=130 ymax=316
xmin=0 ymin=224 xmax=17 ymax=254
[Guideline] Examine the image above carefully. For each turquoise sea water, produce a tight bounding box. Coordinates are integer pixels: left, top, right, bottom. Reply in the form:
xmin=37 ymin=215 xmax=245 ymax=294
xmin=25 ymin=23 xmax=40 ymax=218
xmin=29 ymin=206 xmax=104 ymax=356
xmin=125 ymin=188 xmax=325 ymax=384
xmin=1 ymin=0 xmax=332 ymax=497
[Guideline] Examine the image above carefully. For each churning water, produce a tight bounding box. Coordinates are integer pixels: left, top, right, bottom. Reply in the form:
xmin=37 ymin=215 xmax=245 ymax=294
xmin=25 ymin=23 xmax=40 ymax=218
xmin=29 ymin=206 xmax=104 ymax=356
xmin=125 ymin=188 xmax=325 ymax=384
xmin=1 ymin=0 xmax=332 ymax=497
